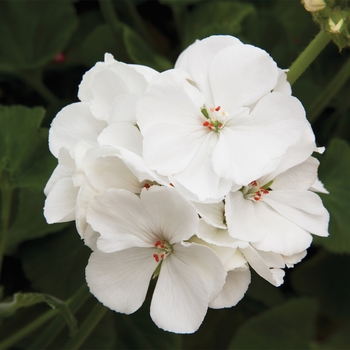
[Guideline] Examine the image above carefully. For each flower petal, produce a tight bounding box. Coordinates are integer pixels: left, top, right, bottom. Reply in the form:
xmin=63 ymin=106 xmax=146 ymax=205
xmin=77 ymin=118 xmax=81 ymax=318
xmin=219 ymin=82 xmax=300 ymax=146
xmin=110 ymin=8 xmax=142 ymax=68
xmin=86 ymin=247 xmax=158 ymax=314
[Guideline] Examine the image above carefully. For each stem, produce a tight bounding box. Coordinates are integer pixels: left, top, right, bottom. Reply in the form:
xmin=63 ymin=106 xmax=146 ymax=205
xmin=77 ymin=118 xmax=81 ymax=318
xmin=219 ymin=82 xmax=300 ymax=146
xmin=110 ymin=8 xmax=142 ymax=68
xmin=0 ymin=171 xmax=14 ymax=278
xmin=308 ymin=57 xmax=350 ymax=123
xmin=28 ymin=284 xmax=91 ymax=350
xmin=0 ymin=308 xmax=58 ymax=349
xmin=0 ymin=284 xmax=91 ymax=349
xmin=287 ymin=31 xmax=332 ymax=85
xmin=124 ymin=1 xmax=153 ymax=47
xmin=99 ymin=0 xmax=120 ymax=29
xmin=62 ymin=302 xmax=108 ymax=350
xmin=17 ymin=70 xmax=59 ymax=105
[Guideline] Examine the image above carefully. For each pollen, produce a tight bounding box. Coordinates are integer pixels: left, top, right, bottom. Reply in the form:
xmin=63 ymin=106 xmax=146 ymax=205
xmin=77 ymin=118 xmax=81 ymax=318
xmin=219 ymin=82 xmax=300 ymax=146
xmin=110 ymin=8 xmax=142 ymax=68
xmin=153 ymin=239 xmax=173 ymax=262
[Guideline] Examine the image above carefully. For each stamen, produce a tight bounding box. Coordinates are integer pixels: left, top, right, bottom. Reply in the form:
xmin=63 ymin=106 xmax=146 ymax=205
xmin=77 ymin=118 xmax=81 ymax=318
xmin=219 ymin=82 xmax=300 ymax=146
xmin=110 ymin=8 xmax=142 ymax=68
xmin=215 ymin=106 xmax=221 ymax=111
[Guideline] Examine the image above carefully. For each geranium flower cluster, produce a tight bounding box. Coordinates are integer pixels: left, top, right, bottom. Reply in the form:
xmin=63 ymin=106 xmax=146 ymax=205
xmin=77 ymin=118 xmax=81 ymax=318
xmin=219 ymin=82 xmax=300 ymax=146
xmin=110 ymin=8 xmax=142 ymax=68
xmin=44 ymin=35 xmax=329 ymax=334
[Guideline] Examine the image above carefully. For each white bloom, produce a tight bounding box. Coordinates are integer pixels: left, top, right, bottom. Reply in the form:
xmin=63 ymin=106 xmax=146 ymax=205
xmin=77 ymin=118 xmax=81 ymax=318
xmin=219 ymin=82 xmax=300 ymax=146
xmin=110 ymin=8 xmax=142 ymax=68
xmin=137 ymin=36 xmax=309 ymax=200
xmin=85 ymin=186 xmax=226 ymax=333
xmin=226 ymin=156 xmax=329 ymax=256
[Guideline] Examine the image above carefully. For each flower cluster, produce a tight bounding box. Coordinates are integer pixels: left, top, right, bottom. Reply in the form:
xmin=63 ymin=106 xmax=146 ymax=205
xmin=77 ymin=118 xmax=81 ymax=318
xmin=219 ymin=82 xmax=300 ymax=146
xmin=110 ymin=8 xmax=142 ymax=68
xmin=44 ymin=35 xmax=329 ymax=333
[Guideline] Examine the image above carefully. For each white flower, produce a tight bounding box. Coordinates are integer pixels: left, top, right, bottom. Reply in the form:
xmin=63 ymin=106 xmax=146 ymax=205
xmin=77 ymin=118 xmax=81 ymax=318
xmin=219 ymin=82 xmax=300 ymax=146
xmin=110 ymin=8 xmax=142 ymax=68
xmin=137 ymin=36 xmax=309 ymax=200
xmin=85 ymin=186 xmax=226 ymax=333
xmin=226 ymin=156 xmax=329 ymax=256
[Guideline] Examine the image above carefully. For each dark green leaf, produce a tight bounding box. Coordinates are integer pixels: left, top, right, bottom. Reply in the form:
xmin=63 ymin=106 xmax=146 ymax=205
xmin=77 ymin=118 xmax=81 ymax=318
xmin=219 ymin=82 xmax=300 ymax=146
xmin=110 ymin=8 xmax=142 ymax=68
xmin=182 ymin=2 xmax=256 ymax=49
xmin=0 ymin=105 xmax=56 ymax=190
xmin=291 ymin=250 xmax=350 ymax=319
xmin=313 ymin=138 xmax=350 ymax=253
xmin=0 ymin=0 xmax=78 ymax=72
xmin=123 ymin=25 xmax=173 ymax=71
xmin=20 ymin=225 xmax=91 ymax=300
xmin=228 ymin=298 xmax=318 ymax=349
xmin=6 ymin=188 xmax=67 ymax=254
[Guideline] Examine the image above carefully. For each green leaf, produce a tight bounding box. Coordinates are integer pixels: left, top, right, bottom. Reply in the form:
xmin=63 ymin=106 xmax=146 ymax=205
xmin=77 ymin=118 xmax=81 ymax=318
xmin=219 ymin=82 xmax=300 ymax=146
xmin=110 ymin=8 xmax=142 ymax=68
xmin=313 ymin=138 xmax=350 ymax=253
xmin=20 ymin=225 xmax=91 ymax=300
xmin=0 ymin=292 xmax=77 ymax=336
xmin=0 ymin=105 xmax=56 ymax=190
xmin=5 ymin=188 xmax=67 ymax=254
xmin=122 ymin=25 xmax=173 ymax=71
xmin=0 ymin=0 xmax=77 ymax=73
xmin=318 ymin=321 xmax=350 ymax=349
xmin=81 ymin=23 xmax=129 ymax=67
xmin=246 ymin=270 xmax=285 ymax=307
xmin=228 ymin=298 xmax=318 ymax=349
xmin=182 ymin=2 xmax=256 ymax=49
xmin=291 ymin=250 xmax=350 ymax=319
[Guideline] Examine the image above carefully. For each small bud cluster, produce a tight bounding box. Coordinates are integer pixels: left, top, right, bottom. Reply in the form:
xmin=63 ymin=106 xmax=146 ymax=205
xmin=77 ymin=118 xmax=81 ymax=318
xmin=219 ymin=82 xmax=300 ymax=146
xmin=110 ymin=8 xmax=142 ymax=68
xmin=302 ymin=0 xmax=350 ymax=49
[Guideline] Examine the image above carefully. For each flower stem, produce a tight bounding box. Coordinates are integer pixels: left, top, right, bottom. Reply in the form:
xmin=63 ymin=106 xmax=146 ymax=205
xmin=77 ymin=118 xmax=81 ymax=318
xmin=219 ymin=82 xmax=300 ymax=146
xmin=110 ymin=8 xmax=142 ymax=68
xmin=0 ymin=284 xmax=91 ymax=349
xmin=28 ymin=284 xmax=91 ymax=350
xmin=62 ymin=302 xmax=108 ymax=350
xmin=99 ymin=0 xmax=120 ymax=28
xmin=15 ymin=70 xmax=60 ymax=105
xmin=308 ymin=57 xmax=350 ymax=122
xmin=287 ymin=31 xmax=332 ymax=85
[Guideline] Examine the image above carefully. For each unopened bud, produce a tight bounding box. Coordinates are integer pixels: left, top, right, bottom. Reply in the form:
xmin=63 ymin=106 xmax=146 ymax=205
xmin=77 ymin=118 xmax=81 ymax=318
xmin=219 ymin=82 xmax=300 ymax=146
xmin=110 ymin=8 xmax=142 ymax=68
xmin=328 ymin=14 xmax=345 ymax=33
xmin=302 ymin=0 xmax=326 ymax=12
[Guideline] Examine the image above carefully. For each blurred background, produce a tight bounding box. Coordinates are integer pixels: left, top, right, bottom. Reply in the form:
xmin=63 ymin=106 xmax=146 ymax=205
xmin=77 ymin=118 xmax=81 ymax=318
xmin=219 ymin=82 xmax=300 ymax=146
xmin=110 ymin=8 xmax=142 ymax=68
xmin=0 ymin=0 xmax=350 ymax=349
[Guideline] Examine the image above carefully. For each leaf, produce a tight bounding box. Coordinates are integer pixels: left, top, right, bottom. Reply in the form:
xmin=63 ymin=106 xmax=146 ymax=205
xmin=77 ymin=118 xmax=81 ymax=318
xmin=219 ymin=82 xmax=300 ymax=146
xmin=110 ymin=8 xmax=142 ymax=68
xmin=81 ymin=24 xmax=129 ymax=67
xmin=0 ymin=0 xmax=77 ymax=72
xmin=182 ymin=2 xmax=256 ymax=49
xmin=291 ymin=250 xmax=350 ymax=319
xmin=0 ymin=0 xmax=78 ymax=73
xmin=313 ymin=138 xmax=350 ymax=253
xmin=318 ymin=321 xmax=350 ymax=349
xmin=0 ymin=105 xmax=56 ymax=190
xmin=5 ymin=188 xmax=67 ymax=254
xmin=122 ymin=25 xmax=173 ymax=71
xmin=228 ymin=298 xmax=318 ymax=349
xmin=0 ymin=292 xmax=77 ymax=335
xmin=246 ymin=270 xmax=285 ymax=307
xmin=20 ymin=225 xmax=91 ymax=300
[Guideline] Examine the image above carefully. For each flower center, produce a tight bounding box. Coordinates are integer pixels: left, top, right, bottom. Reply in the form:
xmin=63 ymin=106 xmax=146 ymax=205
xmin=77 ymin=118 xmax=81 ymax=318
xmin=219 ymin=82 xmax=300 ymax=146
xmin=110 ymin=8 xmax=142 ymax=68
xmin=153 ymin=240 xmax=173 ymax=262
xmin=243 ymin=180 xmax=273 ymax=202
xmin=201 ymin=105 xmax=229 ymax=131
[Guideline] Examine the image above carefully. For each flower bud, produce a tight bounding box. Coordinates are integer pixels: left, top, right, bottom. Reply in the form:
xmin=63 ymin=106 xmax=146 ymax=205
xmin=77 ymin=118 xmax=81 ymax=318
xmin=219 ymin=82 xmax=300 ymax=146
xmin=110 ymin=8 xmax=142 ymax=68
xmin=328 ymin=15 xmax=345 ymax=33
xmin=302 ymin=0 xmax=327 ymax=12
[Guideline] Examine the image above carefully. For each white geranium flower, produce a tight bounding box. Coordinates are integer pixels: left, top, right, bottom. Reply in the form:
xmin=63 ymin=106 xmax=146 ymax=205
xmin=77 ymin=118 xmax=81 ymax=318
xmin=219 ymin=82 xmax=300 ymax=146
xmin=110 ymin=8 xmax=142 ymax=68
xmin=85 ymin=186 xmax=226 ymax=333
xmin=226 ymin=156 xmax=329 ymax=256
xmin=137 ymin=35 xmax=309 ymax=200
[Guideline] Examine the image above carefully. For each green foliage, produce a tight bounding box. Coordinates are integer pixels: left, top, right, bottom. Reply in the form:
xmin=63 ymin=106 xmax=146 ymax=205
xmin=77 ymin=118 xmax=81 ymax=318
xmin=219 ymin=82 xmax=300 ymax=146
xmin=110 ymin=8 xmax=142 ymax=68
xmin=0 ymin=0 xmax=349 ymax=349
xmin=0 ymin=0 xmax=78 ymax=73
xmin=291 ymin=250 xmax=350 ymax=319
xmin=182 ymin=1 xmax=256 ymax=48
xmin=228 ymin=298 xmax=318 ymax=349
xmin=0 ymin=292 xmax=77 ymax=335
xmin=314 ymin=138 xmax=350 ymax=253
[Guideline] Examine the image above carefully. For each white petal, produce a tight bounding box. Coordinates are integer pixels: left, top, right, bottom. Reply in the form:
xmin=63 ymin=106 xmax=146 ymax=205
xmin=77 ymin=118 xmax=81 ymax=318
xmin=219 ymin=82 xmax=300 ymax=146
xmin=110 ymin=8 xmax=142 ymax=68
xmin=86 ymin=248 xmax=158 ymax=314
xmin=44 ymin=177 xmax=78 ymax=223
xmin=193 ymin=201 xmax=226 ymax=229
xmin=173 ymin=242 xmax=226 ymax=301
xmin=175 ymin=35 xmax=243 ymax=100
xmin=240 ymin=246 xmax=285 ymax=286
xmin=264 ymin=190 xmax=329 ymax=237
xmin=151 ymin=252 xmax=208 ymax=333
xmin=140 ymin=186 xmax=199 ymax=244
xmin=87 ymin=189 xmax=153 ymax=252
xmin=89 ymin=69 xmax=129 ymax=120
xmin=212 ymin=93 xmax=308 ymax=184
xmin=49 ymin=102 xmax=106 ymax=158
xmin=208 ymin=44 xmax=278 ymax=113
xmin=209 ymin=268 xmax=251 ymax=309
xmin=97 ymin=122 xmax=143 ymax=156
xmin=108 ymin=93 xmax=139 ymax=125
